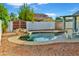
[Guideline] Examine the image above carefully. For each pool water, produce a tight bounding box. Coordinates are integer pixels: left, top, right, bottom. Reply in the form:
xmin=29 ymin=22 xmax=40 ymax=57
xmin=30 ymin=33 xmax=58 ymax=42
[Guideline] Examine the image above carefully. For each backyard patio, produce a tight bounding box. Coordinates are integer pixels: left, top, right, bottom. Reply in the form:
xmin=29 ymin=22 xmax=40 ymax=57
xmin=1 ymin=3 xmax=79 ymax=56
xmin=0 ymin=32 xmax=79 ymax=56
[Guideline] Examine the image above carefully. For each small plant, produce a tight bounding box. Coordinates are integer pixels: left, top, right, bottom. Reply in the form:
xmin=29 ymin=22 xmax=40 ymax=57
xmin=19 ymin=34 xmax=34 ymax=41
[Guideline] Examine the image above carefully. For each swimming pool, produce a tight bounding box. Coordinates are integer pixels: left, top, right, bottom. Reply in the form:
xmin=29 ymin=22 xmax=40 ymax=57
xmin=30 ymin=32 xmax=61 ymax=42
xmin=8 ymin=32 xmax=65 ymax=45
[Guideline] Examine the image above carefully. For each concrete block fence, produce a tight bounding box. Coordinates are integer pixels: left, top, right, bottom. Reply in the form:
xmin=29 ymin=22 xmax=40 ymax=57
xmin=7 ymin=21 xmax=68 ymax=32
xmin=26 ymin=22 xmax=55 ymax=30
xmin=7 ymin=21 xmax=56 ymax=32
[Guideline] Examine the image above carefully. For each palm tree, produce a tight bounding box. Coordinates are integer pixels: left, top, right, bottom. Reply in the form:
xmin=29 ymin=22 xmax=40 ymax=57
xmin=0 ymin=4 xmax=10 ymax=32
xmin=18 ymin=4 xmax=34 ymax=21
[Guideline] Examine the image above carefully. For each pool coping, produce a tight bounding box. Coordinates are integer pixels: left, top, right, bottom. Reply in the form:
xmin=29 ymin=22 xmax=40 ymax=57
xmin=8 ymin=35 xmax=79 ymax=45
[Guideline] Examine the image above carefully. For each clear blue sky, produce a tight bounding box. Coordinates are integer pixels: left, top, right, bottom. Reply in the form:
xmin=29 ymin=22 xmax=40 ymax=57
xmin=4 ymin=3 xmax=79 ymax=18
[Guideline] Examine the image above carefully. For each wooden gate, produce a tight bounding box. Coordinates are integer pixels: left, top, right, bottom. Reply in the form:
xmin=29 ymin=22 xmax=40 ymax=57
xmin=13 ymin=20 xmax=26 ymax=30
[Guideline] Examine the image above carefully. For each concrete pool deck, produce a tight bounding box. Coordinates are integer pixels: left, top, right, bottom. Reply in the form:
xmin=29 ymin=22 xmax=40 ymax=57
xmin=1 ymin=33 xmax=79 ymax=56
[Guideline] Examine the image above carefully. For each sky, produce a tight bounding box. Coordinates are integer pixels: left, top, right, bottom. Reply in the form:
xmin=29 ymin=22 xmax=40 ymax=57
xmin=4 ymin=3 xmax=79 ymax=18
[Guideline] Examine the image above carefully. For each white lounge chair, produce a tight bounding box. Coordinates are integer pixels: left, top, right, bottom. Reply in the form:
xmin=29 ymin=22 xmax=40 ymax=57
xmin=64 ymin=29 xmax=73 ymax=39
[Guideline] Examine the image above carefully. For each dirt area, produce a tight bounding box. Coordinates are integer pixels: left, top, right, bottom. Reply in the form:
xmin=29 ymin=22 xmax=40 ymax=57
xmin=0 ymin=33 xmax=79 ymax=56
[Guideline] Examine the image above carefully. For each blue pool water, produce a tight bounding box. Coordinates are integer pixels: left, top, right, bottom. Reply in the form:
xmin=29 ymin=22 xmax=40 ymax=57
xmin=31 ymin=33 xmax=58 ymax=42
